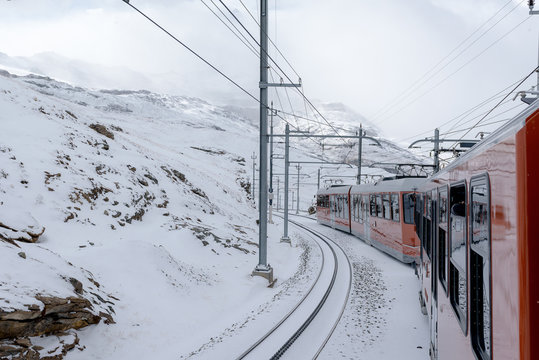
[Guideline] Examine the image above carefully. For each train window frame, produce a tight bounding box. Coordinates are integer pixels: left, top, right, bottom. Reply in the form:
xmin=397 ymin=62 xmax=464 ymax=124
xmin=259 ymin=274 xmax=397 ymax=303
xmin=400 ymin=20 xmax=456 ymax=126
xmin=438 ymin=186 xmax=449 ymax=294
xmin=449 ymin=180 xmax=468 ymax=335
xmin=403 ymin=193 xmax=415 ymax=224
xmin=370 ymin=194 xmax=376 ymax=216
xmin=345 ymin=195 xmax=349 ymax=221
xmin=424 ymin=191 xmax=432 ymax=259
xmin=376 ymin=194 xmax=383 ymax=218
xmin=356 ymin=195 xmax=361 ymax=222
xmin=358 ymin=196 xmax=363 ymax=223
xmin=391 ymin=193 xmax=400 ymax=222
xmin=383 ymin=194 xmax=391 ymax=220
xmin=469 ymin=174 xmax=492 ymax=360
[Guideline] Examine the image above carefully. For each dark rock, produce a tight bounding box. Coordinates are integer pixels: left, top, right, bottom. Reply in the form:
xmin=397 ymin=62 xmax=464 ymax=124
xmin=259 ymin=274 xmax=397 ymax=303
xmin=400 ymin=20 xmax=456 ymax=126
xmin=68 ymin=278 xmax=83 ymax=295
xmin=89 ymin=124 xmax=114 ymax=140
xmin=18 ymin=252 xmax=26 ymax=259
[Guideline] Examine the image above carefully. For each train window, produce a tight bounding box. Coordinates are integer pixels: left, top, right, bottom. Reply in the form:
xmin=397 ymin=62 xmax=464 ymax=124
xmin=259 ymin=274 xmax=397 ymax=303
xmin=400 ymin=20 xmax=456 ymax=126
xmin=356 ymin=195 xmax=360 ymax=222
xmin=426 ymin=193 xmax=432 ymax=258
xmin=390 ymin=194 xmax=400 ymax=222
xmin=357 ymin=195 xmax=361 ymax=221
xmin=449 ymin=182 xmax=467 ymax=334
xmin=370 ymin=195 xmax=376 ymax=216
xmin=344 ymin=196 xmax=349 ymax=220
xmin=438 ymin=187 xmax=448 ymax=294
xmin=351 ymin=195 xmax=355 ymax=222
xmin=470 ymin=175 xmax=491 ymax=360
xmin=376 ymin=195 xmax=383 ymax=218
xmin=359 ymin=196 xmax=364 ymax=223
xmin=383 ymin=194 xmax=391 ymax=220
xmin=403 ymin=193 xmax=414 ymax=224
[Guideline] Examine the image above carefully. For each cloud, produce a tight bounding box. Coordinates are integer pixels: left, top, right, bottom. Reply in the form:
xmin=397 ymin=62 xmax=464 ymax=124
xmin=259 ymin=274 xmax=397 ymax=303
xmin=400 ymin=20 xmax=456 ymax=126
xmin=0 ymin=0 xmax=537 ymax=141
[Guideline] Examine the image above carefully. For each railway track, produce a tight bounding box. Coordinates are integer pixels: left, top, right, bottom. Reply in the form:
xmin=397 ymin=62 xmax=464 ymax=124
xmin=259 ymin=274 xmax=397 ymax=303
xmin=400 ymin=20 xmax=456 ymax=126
xmin=236 ymin=216 xmax=352 ymax=360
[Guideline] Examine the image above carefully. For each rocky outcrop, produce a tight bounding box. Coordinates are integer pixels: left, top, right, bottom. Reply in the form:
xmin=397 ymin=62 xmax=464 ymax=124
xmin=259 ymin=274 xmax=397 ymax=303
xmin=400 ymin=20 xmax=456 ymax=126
xmin=0 ymin=296 xmax=103 ymax=340
xmin=0 ymin=331 xmax=82 ymax=360
xmin=0 ymin=294 xmax=112 ymax=359
xmin=0 ymin=213 xmax=45 ymax=246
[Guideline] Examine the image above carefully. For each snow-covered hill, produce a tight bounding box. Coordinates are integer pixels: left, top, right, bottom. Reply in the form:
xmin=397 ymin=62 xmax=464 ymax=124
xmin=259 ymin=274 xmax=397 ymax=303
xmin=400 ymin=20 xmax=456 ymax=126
xmin=0 ymin=68 xmax=422 ymax=359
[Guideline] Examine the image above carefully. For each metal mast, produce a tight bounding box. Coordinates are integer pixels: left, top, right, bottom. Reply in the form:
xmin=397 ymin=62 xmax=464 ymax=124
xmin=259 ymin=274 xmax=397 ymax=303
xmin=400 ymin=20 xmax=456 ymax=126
xmin=253 ymin=0 xmax=273 ymax=282
xmin=280 ymin=124 xmax=291 ymax=243
xmin=295 ymin=164 xmax=301 ymax=214
xmin=357 ymin=124 xmax=363 ymax=184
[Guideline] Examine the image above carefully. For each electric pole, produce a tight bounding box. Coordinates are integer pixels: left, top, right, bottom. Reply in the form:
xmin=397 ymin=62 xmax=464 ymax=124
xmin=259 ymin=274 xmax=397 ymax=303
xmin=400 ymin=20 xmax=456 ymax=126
xmin=276 ymin=176 xmax=280 ymax=210
xmin=281 ymin=124 xmax=291 ymax=243
xmin=357 ymin=124 xmax=363 ymax=185
xmin=253 ymin=0 xmax=272 ymax=282
xmin=296 ymin=164 xmax=301 ymax=214
xmin=251 ymin=152 xmax=257 ymax=201
xmin=434 ymin=128 xmax=440 ymax=173
xmin=268 ymin=102 xmax=275 ymax=224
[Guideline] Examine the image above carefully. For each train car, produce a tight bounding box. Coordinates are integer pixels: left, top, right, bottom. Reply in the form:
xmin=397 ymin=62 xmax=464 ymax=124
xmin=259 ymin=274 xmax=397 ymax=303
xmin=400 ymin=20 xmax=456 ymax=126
xmin=316 ymin=185 xmax=351 ymax=233
xmin=416 ymin=99 xmax=539 ymax=360
xmin=349 ymin=177 xmax=425 ymax=263
xmin=316 ymin=177 xmax=424 ymax=264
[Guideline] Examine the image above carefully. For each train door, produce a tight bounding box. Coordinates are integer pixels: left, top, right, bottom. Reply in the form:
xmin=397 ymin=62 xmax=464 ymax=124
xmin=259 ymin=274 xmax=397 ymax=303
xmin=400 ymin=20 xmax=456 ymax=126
xmin=430 ymin=191 xmax=439 ymax=360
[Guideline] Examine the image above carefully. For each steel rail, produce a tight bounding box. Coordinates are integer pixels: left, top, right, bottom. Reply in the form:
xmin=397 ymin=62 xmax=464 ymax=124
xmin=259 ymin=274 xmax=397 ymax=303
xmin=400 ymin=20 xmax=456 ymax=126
xmin=235 ymin=217 xmax=326 ymax=360
xmin=283 ymin=218 xmax=352 ymax=359
xmin=238 ymin=213 xmax=352 ymax=359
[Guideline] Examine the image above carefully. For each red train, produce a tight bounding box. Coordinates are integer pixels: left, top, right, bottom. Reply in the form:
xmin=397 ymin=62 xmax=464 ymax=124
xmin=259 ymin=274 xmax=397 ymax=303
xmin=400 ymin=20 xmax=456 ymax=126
xmin=316 ymin=177 xmax=424 ymax=263
xmin=316 ymin=100 xmax=539 ymax=359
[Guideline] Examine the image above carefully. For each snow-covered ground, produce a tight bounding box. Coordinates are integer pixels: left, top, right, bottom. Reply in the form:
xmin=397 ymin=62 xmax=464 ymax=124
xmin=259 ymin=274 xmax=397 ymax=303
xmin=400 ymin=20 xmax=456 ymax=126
xmin=0 ymin=68 xmax=428 ymax=359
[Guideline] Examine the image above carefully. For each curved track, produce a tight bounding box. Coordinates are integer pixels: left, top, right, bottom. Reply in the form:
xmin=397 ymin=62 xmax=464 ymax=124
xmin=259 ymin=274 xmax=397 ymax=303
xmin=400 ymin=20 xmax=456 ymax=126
xmin=236 ymin=216 xmax=352 ymax=360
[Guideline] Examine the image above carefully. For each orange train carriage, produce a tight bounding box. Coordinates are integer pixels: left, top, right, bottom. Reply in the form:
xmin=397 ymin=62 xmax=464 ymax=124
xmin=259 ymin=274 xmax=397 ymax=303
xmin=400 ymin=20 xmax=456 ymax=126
xmin=316 ymin=177 xmax=424 ymax=263
xmin=315 ymin=99 xmax=539 ymax=359
xmin=415 ymin=99 xmax=539 ymax=360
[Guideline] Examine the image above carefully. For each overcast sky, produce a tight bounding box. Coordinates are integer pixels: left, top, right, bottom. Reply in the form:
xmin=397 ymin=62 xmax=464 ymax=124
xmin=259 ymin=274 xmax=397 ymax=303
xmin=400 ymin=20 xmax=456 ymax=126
xmin=1 ymin=0 xmax=538 ymax=143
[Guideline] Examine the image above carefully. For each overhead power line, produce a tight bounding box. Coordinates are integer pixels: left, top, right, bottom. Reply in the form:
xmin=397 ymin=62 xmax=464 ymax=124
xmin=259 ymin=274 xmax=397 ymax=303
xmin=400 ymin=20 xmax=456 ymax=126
xmin=199 ymin=0 xmax=259 ymax=58
xmin=451 ymin=64 xmax=539 ymax=148
xmin=377 ymin=14 xmax=532 ymax=125
xmin=397 ymin=75 xmax=529 ymax=143
xmin=238 ymin=0 xmax=302 ymax=79
xmin=370 ymin=0 xmax=524 ymax=122
xmin=221 ymin=0 xmax=349 ymax=143
xmin=123 ymin=0 xmax=337 ymax=135
xmin=122 ymin=0 xmax=261 ymax=105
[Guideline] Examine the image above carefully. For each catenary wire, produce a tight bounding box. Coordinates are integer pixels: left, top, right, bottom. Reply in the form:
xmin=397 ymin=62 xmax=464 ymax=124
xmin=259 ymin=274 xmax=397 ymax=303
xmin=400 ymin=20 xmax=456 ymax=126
xmin=378 ymin=15 xmax=532 ymax=125
xmin=199 ymin=0 xmax=260 ymax=58
xmin=238 ymin=0 xmax=302 ymax=80
xmin=122 ymin=0 xmax=263 ymax=105
xmin=371 ymin=0 xmax=524 ymax=122
xmin=221 ymin=0 xmax=349 ymax=142
xmin=122 ymin=0 xmax=330 ymax=131
xmin=450 ymin=64 xmax=539 ymax=148
xmin=397 ymin=75 xmax=529 ymax=143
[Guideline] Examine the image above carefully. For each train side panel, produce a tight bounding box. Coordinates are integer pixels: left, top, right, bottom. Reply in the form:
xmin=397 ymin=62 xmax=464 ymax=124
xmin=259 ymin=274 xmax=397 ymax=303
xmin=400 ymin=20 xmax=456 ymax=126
xmin=516 ymin=111 xmax=539 ymax=360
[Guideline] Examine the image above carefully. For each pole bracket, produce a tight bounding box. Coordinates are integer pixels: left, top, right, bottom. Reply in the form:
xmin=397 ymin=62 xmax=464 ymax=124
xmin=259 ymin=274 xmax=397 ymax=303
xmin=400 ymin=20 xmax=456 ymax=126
xmin=259 ymin=82 xmax=302 ymax=89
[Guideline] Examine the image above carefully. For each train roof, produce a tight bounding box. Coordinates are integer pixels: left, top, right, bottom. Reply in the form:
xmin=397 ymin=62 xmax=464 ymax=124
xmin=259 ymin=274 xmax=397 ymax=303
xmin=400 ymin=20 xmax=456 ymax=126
xmin=350 ymin=176 xmax=427 ymax=193
xmin=317 ymin=185 xmax=351 ymax=195
xmin=434 ymin=97 xmax=539 ymax=177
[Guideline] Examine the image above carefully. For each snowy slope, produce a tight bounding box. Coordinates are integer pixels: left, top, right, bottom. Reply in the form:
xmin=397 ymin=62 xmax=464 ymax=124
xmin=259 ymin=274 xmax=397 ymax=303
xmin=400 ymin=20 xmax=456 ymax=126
xmin=0 ymin=70 xmax=305 ymax=358
xmin=0 ymin=68 xmax=426 ymax=359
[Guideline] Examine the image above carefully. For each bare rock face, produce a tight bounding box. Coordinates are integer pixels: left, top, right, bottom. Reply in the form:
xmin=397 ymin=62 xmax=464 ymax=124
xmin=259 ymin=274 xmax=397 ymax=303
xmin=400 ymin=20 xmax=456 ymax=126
xmin=0 ymin=331 xmax=82 ymax=360
xmin=0 ymin=212 xmax=45 ymax=245
xmin=0 ymin=296 xmax=103 ymax=340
